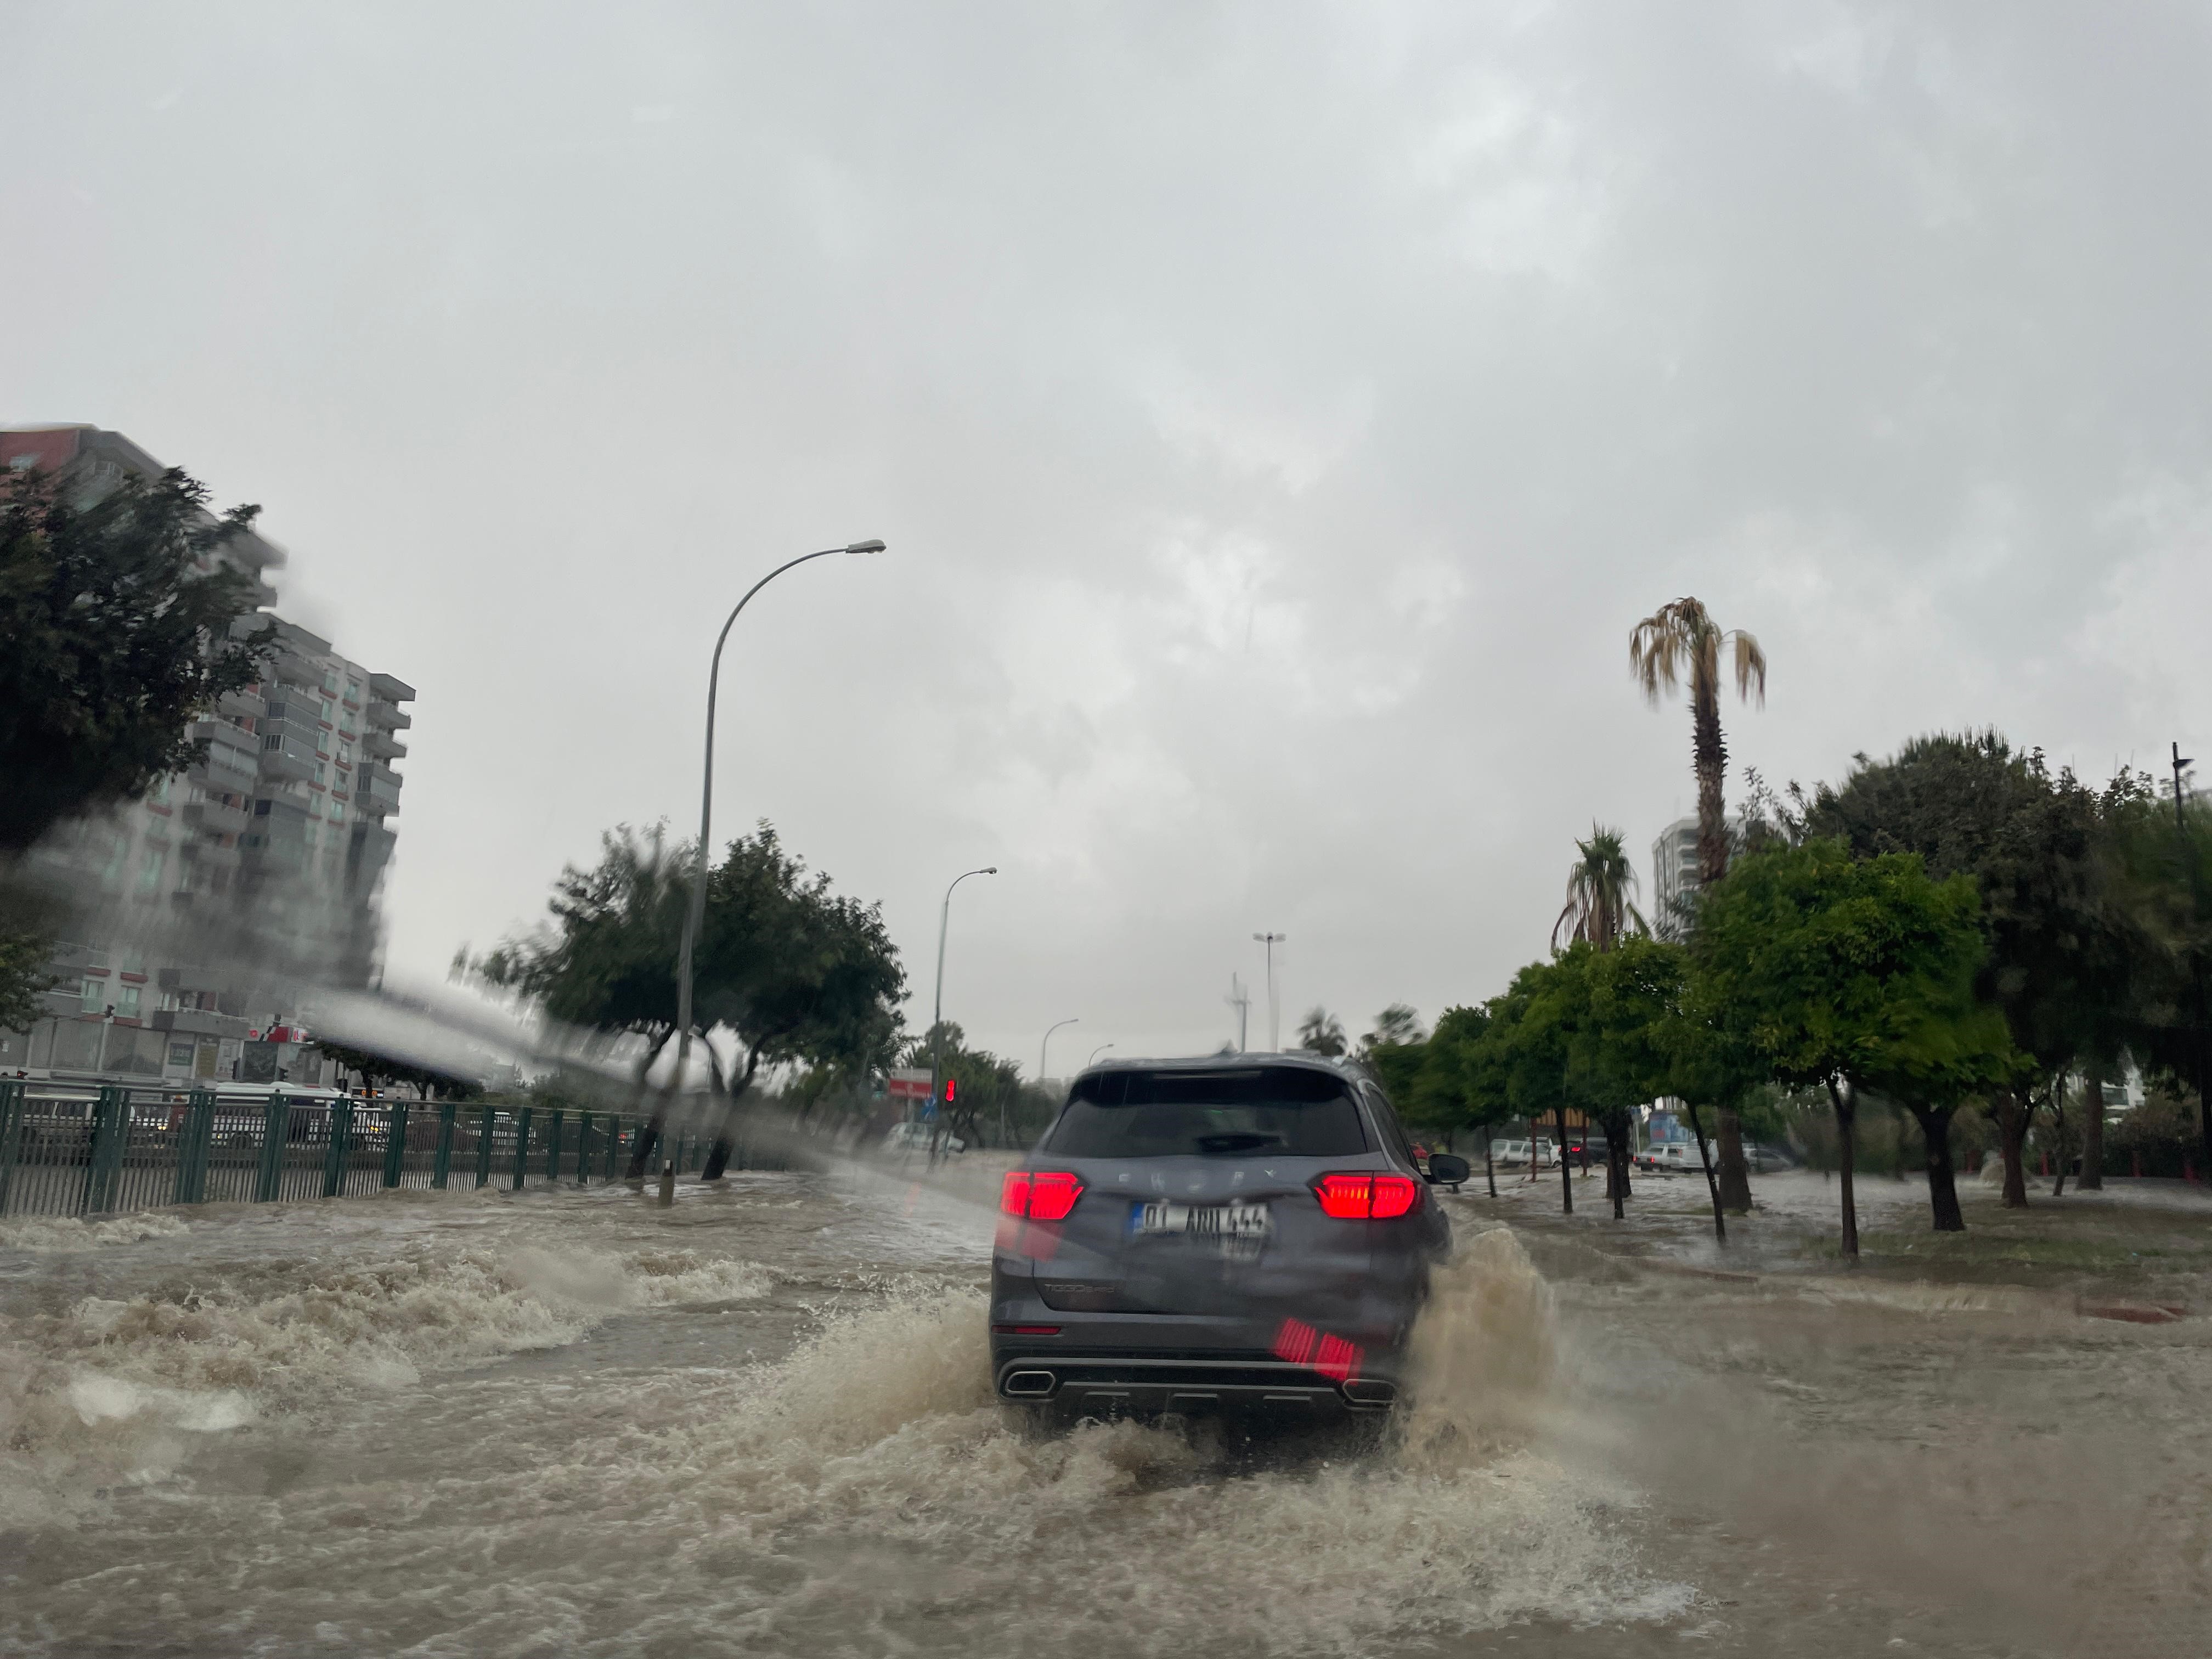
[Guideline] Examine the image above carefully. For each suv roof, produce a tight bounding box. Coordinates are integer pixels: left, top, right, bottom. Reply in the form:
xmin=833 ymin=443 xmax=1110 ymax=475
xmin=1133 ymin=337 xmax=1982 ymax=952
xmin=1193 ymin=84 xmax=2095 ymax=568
xmin=1070 ymin=1051 xmax=1356 ymax=1084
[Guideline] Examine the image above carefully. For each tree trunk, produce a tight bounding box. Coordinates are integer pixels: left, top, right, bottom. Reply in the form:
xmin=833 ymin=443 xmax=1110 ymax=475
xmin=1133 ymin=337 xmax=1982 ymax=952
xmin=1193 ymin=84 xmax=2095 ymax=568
xmin=700 ymin=1041 xmax=764 ymax=1180
xmin=1482 ymin=1130 xmax=1496 ymax=1199
xmin=1555 ymin=1102 xmax=1573 ymax=1215
xmin=1606 ymin=1137 xmax=1629 ymax=1221
xmin=1992 ymin=1091 xmax=2030 ymax=1209
xmin=1714 ymin=1107 xmax=1753 ymax=1213
xmin=620 ymin=1027 xmax=676 ymax=1181
xmin=2050 ymin=1080 xmax=2070 ymax=1199
xmin=2078 ymin=1064 xmax=2104 ymax=1191
xmin=1827 ymin=1077 xmax=1859 ymax=1261
xmin=1685 ymin=1098 xmax=1726 ymax=1245
xmin=1905 ymin=1104 xmax=1963 ymax=1232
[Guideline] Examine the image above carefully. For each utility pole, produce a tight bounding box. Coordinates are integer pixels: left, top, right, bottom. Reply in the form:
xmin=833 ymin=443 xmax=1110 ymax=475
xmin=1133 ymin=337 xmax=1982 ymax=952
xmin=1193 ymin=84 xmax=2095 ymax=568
xmin=1251 ymin=933 xmax=1285 ymax=1052
xmin=1225 ymin=974 xmax=1250 ymax=1052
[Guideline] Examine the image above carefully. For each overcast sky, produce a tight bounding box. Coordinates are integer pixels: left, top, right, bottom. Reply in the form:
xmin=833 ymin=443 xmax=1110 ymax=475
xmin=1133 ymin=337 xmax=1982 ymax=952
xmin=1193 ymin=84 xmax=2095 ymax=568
xmin=6 ymin=2 xmax=2208 ymax=1069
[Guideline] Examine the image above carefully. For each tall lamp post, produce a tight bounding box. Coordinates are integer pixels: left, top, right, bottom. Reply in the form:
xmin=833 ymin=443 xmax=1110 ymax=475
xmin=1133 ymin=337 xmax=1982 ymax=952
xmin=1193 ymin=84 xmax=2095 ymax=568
xmin=1087 ymin=1042 xmax=1115 ymax=1066
xmin=929 ymin=865 xmax=997 ymax=1158
xmin=1252 ymin=932 xmax=1285 ymax=1052
xmin=666 ymin=538 xmax=885 ymax=1206
xmin=1024 ymin=1016 xmax=1079 ymax=1147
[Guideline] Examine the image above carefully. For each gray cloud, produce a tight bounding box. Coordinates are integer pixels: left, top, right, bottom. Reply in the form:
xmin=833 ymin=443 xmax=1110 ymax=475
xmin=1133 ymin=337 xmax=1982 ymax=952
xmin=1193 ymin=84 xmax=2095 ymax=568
xmin=5 ymin=1 xmax=2206 ymax=1063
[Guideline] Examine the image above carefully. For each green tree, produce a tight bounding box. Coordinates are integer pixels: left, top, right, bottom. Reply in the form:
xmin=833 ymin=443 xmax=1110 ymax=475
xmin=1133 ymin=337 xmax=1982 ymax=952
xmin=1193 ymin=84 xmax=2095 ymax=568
xmin=1295 ymin=1006 xmax=1348 ymax=1057
xmin=487 ymin=821 xmax=905 ymax=1180
xmin=1360 ymin=1002 xmax=1426 ymax=1054
xmin=900 ymin=1022 xmax=1040 ymax=1149
xmin=1695 ymin=840 xmax=2013 ymax=1251
xmin=688 ymin=826 xmax=905 ymax=1177
xmin=1802 ymin=733 xmax=2146 ymax=1206
xmin=0 ymin=908 xmax=60 ymax=1040
xmin=1552 ymin=825 xmax=1648 ymax=951
xmin=0 ymin=462 xmax=272 ymax=853
xmin=1629 ymin=595 xmax=1767 ymax=1209
xmin=1386 ymin=1005 xmax=1515 ymax=1197
xmin=2105 ymin=783 xmax=2212 ymax=1176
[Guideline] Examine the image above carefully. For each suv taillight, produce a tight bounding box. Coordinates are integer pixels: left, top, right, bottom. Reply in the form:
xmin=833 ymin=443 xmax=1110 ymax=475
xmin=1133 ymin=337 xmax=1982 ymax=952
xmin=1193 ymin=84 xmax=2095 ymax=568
xmin=1001 ymin=1170 xmax=1085 ymax=1221
xmin=1312 ymin=1172 xmax=1419 ymax=1220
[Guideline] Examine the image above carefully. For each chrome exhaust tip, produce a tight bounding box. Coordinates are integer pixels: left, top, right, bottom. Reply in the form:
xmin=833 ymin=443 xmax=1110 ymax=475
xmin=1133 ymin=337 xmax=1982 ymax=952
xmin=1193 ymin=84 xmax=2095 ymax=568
xmin=1341 ymin=1378 xmax=1397 ymax=1408
xmin=1002 ymin=1369 xmax=1058 ymax=1398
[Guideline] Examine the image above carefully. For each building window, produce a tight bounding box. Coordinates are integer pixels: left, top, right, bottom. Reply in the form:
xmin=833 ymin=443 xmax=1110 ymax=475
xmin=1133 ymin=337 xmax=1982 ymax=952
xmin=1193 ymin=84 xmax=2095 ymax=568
xmin=338 ymin=743 xmax=352 ymax=767
xmin=136 ymin=848 xmax=166 ymax=896
xmin=320 ymin=700 xmax=334 ymax=723
xmin=81 ymin=977 xmax=103 ymax=1014
xmin=347 ymin=679 xmax=362 ymax=703
xmin=116 ymin=985 xmax=141 ymax=1019
xmin=331 ymin=802 xmax=346 ymax=824
xmin=314 ymin=761 xmax=328 ymax=783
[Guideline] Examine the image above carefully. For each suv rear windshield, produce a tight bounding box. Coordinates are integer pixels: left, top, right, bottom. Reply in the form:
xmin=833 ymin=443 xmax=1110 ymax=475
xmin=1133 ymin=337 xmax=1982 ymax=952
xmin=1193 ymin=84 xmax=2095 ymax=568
xmin=1046 ymin=1066 xmax=1368 ymax=1158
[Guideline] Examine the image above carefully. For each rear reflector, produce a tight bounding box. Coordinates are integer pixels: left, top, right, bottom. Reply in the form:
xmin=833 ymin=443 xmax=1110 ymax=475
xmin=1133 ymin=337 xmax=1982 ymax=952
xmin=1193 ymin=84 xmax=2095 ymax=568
xmin=1001 ymin=1170 xmax=1086 ymax=1221
xmin=991 ymin=1324 xmax=1063 ymax=1335
xmin=1312 ymin=1172 xmax=1419 ymax=1220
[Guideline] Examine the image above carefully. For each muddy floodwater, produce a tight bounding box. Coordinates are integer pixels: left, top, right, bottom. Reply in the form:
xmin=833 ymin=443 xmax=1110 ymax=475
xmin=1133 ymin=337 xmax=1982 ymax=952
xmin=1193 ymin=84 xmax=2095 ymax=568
xmin=2 ymin=1159 xmax=2207 ymax=1657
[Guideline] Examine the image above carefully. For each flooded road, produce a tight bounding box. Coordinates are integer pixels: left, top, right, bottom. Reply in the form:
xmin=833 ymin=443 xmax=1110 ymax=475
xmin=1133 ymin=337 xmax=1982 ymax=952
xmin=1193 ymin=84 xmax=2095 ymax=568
xmin=2 ymin=1163 xmax=2206 ymax=1657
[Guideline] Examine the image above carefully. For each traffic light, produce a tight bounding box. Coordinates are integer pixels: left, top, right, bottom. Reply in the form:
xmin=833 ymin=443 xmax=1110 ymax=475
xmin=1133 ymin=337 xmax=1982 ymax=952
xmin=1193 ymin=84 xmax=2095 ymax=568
xmin=943 ymin=1077 xmax=957 ymax=1104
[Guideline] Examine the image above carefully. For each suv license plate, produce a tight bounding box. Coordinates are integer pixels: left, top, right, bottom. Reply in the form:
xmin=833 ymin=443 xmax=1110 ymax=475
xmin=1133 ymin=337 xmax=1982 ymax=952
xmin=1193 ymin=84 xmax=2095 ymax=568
xmin=1131 ymin=1200 xmax=1272 ymax=1240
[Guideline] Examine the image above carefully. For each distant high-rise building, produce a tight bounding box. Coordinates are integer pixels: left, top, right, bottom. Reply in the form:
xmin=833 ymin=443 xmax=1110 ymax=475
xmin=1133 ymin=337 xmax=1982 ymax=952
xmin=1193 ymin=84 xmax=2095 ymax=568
xmin=1 ymin=425 xmax=413 ymax=1082
xmin=1651 ymin=815 xmax=1701 ymax=939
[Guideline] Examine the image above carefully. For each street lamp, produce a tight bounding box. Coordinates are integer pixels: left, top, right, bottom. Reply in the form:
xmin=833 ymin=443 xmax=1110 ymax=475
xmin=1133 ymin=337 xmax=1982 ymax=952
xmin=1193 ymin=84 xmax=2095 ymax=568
xmin=1252 ymin=932 xmax=1285 ymax=1052
xmin=1087 ymin=1042 xmax=1115 ymax=1066
xmin=668 ymin=538 xmax=885 ymax=1205
xmin=929 ymin=865 xmax=997 ymax=1159
xmin=1039 ymin=1017 xmax=1079 ymax=1083
xmin=1022 ymin=1016 xmax=1079 ymax=1148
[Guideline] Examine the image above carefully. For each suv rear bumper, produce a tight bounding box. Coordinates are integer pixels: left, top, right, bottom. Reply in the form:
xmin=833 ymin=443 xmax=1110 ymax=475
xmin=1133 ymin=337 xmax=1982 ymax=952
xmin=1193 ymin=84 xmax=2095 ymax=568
xmin=992 ymin=1352 xmax=1400 ymax=1414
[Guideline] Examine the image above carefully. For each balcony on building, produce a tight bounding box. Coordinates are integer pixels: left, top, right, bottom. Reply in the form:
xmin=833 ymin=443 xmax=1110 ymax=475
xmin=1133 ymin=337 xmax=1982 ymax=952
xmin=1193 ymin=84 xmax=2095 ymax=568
xmin=359 ymin=765 xmax=403 ymax=816
xmin=189 ymin=740 xmax=261 ymax=798
xmin=182 ymin=797 xmax=251 ymax=836
xmin=153 ymin=1006 xmax=251 ymax=1041
xmin=215 ymin=686 xmax=267 ymax=721
xmin=365 ymin=698 xmax=412 ymax=732
xmin=362 ymin=728 xmax=408 ymax=761
xmin=257 ymin=734 xmax=316 ymax=783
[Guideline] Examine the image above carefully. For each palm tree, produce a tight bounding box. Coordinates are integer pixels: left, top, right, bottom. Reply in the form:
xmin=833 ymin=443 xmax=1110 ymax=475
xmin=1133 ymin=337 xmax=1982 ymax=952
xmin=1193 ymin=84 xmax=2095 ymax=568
xmin=1630 ymin=596 xmax=1767 ymax=1212
xmin=1629 ymin=597 xmax=1768 ymax=888
xmin=1552 ymin=825 xmax=1648 ymax=952
xmin=1295 ymin=1007 xmax=1348 ymax=1057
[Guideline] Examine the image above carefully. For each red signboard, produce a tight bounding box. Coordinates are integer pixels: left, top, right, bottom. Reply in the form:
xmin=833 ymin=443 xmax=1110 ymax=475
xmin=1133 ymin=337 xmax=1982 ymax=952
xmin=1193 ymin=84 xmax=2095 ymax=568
xmin=887 ymin=1069 xmax=932 ymax=1100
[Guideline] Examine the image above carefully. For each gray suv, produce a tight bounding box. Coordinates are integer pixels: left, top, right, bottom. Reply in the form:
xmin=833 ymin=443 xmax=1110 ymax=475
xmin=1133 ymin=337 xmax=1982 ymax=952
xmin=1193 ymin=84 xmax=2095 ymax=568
xmin=989 ymin=1053 xmax=1468 ymax=1421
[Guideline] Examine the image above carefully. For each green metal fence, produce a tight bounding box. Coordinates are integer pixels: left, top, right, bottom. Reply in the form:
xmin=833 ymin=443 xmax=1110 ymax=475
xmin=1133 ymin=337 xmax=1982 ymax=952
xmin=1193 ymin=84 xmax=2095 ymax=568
xmin=0 ymin=1079 xmax=687 ymax=1221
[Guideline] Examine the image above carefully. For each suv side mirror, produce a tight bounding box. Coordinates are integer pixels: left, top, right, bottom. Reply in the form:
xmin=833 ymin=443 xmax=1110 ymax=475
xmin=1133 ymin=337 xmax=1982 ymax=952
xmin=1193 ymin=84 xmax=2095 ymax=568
xmin=1425 ymin=1153 xmax=1470 ymax=1187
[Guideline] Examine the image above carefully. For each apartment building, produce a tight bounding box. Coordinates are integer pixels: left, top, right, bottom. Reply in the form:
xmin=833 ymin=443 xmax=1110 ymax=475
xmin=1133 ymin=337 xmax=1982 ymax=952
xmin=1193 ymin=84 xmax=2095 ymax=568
xmin=1651 ymin=814 xmax=1701 ymax=940
xmin=1 ymin=425 xmax=413 ymax=1084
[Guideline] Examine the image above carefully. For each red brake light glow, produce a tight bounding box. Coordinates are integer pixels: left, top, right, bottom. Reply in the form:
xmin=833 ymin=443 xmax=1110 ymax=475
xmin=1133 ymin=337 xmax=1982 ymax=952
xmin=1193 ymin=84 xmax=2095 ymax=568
xmin=1312 ymin=1173 xmax=1419 ymax=1220
xmin=1000 ymin=1170 xmax=1085 ymax=1221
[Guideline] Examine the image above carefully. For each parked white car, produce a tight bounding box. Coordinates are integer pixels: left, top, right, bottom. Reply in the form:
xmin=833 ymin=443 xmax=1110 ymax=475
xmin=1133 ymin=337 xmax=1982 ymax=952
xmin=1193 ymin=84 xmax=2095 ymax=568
xmin=1635 ymin=1142 xmax=1703 ymax=1173
xmin=883 ymin=1122 xmax=965 ymax=1155
xmin=1490 ymin=1137 xmax=1555 ymax=1169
